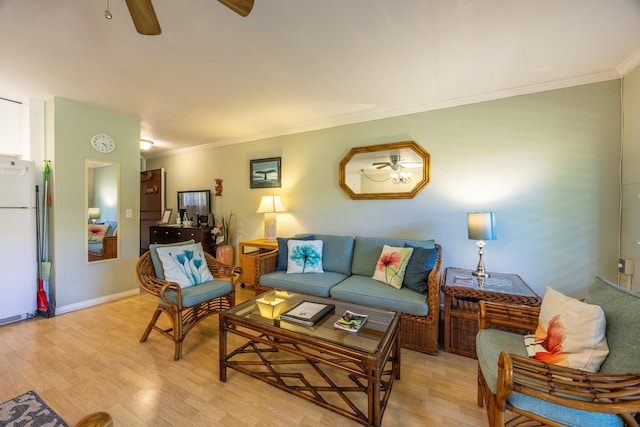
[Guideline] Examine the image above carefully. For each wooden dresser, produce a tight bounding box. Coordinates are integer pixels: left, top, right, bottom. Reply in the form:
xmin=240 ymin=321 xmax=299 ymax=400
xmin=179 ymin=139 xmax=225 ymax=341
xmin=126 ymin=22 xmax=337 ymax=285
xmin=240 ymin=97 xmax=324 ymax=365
xmin=149 ymin=225 xmax=215 ymax=255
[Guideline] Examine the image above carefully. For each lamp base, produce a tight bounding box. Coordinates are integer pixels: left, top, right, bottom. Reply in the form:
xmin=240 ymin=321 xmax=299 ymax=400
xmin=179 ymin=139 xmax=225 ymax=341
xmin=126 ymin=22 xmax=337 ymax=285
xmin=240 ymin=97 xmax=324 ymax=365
xmin=472 ymin=270 xmax=491 ymax=279
xmin=472 ymin=243 xmax=491 ymax=278
xmin=263 ymin=212 xmax=277 ymax=242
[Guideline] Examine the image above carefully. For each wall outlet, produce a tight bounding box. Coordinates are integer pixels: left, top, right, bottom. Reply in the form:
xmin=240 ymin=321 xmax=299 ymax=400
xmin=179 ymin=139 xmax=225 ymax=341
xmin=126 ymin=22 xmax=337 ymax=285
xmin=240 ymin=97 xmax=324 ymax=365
xmin=618 ymin=258 xmax=634 ymax=275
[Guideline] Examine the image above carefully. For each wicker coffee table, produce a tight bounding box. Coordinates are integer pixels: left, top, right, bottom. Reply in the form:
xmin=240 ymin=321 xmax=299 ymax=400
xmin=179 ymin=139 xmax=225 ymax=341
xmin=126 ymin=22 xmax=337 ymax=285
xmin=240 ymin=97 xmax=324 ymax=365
xmin=441 ymin=267 xmax=541 ymax=358
xmin=219 ymin=290 xmax=400 ymax=426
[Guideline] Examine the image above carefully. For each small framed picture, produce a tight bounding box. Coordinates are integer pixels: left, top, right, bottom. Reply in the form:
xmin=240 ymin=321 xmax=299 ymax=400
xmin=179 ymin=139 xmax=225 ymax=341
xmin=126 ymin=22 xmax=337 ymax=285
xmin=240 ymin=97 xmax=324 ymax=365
xmin=160 ymin=208 xmax=173 ymax=224
xmin=250 ymin=157 xmax=281 ymax=189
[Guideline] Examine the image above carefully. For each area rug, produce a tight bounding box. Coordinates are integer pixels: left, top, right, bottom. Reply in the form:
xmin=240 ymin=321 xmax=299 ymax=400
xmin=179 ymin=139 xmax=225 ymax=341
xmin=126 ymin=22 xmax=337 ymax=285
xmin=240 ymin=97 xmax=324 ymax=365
xmin=0 ymin=391 xmax=68 ymax=427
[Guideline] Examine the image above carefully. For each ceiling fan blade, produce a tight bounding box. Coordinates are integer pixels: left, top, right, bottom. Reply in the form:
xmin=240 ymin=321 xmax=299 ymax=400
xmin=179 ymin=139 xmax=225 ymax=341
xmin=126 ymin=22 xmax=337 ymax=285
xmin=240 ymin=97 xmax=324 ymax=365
xmin=125 ymin=0 xmax=162 ymax=35
xmin=218 ymin=0 xmax=255 ymax=17
xmin=376 ymin=164 xmax=388 ymax=170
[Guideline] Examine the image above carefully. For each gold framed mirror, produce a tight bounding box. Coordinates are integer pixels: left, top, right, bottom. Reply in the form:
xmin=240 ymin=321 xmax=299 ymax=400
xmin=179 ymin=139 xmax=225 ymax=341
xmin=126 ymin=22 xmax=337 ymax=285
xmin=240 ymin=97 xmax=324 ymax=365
xmin=339 ymin=141 xmax=430 ymax=199
xmin=86 ymin=159 xmax=120 ymax=262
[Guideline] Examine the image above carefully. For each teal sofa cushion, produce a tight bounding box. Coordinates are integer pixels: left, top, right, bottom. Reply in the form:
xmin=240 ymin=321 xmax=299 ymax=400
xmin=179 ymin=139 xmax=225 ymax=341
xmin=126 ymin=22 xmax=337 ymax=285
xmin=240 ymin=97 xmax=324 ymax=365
xmin=276 ymin=235 xmax=314 ymax=271
xmin=297 ymin=234 xmax=355 ymax=275
xmin=402 ymin=245 xmax=438 ymax=294
xmin=104 ymin=220 xmax=118 ymax=236
xmin=330 ymin=275 xmax=429 ymax=316
xmin=351 ymin=236 xmax=435 ymax=277
xmin=149 ymin=239 xmax=196 ymax=280
xmin=159 ymin=279 xmax=232 ymax=308
xmin=259 ymin=271 xmax=348 ymax=297
xmin=585 ymin=276 xmax=640 ymax=374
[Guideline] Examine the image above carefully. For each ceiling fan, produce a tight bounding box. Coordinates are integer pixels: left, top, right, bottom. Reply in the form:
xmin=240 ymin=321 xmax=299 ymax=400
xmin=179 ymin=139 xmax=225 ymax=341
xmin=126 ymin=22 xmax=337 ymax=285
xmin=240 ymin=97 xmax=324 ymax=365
xmin=124 ymin=0 xmax=254 ymax=35
xmin=372 ymin=154 xmax=408 ymax=171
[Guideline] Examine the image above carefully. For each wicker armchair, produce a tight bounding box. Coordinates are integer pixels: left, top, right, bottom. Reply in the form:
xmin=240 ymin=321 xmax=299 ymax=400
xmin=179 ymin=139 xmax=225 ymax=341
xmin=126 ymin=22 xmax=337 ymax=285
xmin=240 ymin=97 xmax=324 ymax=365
xmin=135 ymin=250 xmax=241 ymax=360
xmin=476 ymin=277 xmax=640 ymax=426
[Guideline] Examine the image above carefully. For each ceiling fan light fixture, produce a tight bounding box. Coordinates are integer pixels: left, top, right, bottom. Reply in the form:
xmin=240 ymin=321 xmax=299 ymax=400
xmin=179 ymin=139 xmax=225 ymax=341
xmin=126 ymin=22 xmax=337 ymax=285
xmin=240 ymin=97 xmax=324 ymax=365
xmin=104 ymin=0 xmax=112 ymax=19
xmin=140 ymin=139 xmax=154 ymax=150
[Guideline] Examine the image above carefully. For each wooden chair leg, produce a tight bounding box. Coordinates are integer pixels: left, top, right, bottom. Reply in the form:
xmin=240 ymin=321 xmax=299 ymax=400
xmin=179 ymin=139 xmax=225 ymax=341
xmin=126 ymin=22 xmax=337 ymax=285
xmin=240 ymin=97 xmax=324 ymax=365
xmin=477 ymin=365 xmax=484 ymax=407
xmin=140 ymin=307 xmax=162 ymax=343
xmin=173 ymin=309 xmax=184 ymax=361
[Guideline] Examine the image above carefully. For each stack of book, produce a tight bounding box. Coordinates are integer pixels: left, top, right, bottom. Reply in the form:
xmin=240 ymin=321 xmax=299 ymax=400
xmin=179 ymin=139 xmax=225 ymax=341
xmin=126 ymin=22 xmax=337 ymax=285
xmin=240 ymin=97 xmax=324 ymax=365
xmin=280 ymin=301 xmax=335 ymax=326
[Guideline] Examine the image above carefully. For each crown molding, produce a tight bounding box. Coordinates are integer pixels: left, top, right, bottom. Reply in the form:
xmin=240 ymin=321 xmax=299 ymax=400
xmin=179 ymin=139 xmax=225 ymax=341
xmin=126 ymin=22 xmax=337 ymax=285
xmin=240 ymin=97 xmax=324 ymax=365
xmin=147 ymin=70 xmax=623 ymax=159
xmin=617 ymin=47 xmax=640 ymax=77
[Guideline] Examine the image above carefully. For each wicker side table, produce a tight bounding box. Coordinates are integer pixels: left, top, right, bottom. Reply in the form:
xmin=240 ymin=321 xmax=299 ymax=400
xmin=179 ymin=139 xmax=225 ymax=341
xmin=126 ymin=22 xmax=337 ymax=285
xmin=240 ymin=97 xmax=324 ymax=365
xmin=441 ymin=267 xmax=541 ymax=358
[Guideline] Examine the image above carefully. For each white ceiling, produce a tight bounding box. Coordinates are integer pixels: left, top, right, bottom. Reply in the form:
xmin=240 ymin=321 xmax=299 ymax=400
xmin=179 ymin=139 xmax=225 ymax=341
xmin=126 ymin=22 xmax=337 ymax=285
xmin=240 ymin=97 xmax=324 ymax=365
xmin=1 ymin=0 xmax=639 ymax=158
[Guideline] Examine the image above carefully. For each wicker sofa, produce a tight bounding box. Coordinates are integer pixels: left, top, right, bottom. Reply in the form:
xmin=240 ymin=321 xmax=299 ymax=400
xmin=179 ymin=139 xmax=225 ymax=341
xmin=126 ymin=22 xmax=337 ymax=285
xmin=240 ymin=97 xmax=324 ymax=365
xmin=253 ymin=234 xmax=442 ymax=354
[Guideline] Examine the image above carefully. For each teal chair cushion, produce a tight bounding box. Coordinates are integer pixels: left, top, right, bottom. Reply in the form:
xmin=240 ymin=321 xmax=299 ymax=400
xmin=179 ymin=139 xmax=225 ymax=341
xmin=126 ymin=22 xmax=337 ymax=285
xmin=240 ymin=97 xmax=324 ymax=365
xmin=330 ymin=275 xmax=429 ymax=316
xmin=159 ymin=279 xmax=232 ymax=308
xmin=476 ymin=287 xmax=627 ymax=427
xmin=585 ymin=276 xmax=640 ymax=374
xmin=476 ymin=329 xmax=528 ymax=394
xmin=259 ymin=271 xmax=347 ymax=297
xmin=508 ymin=392 xmax=623 ymax=427
xmin=149 ymin=239 xmax=195 ymax=280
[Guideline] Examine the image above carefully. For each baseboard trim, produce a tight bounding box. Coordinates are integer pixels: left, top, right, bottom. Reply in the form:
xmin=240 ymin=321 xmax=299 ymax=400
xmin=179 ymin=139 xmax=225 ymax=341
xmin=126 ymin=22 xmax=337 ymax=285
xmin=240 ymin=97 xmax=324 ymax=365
xmin=55 ymin=288 xmax=141 ymax=316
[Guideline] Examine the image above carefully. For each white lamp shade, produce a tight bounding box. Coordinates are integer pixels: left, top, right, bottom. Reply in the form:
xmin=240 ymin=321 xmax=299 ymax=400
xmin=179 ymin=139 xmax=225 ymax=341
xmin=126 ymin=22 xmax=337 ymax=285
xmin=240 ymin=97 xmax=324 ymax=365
xmin=88 ymin=207 xmax=101 ymax=221
xmin=467 ymin=212 xmax=496 ymax=241
xmin=256 ymin=195 xmax=285 ymax=213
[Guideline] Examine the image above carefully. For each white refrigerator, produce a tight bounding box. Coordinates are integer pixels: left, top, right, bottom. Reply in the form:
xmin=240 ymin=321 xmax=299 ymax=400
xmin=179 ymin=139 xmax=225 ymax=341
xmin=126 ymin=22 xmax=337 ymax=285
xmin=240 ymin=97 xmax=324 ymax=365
xmin=0 ymin=157 xmax=37 ymax=325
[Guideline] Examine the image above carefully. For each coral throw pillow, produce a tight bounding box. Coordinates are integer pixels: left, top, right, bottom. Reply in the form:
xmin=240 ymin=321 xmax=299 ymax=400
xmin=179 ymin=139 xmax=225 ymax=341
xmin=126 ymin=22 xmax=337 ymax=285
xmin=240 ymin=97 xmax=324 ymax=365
xmin=88 ymin=224 xmax=110 ymax=241
xmin=287 ymin=240 xmax=324 ymax=273
xmin=372 ymin=245 xmax=414 ymax=289
xmin=155 ymin=242 xmax=214 ymax=289
xmin=524 ymin=286 xmax=609 ymax=372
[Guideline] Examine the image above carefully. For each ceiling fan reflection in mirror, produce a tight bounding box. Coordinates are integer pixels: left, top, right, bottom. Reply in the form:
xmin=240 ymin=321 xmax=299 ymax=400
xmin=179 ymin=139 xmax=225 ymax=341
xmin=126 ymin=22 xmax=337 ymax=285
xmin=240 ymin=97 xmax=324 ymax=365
xmin=372 ymin=154 xmax=411 ymax=171
xmin=121 ymin=0 xmax=254 ymax=35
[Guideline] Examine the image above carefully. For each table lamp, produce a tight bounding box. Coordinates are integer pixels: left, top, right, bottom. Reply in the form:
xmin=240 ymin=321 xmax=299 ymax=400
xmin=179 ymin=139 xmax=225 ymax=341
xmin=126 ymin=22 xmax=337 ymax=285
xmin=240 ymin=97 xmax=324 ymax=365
xmin=88 ymin=207 xmax=101 ymax=224
xmin=467 ymin=212 xmax=496 ymax=278
xmin=256 ymin=195 xmax=285 ymax=242
xmin=256 ymin=295 xmax=285 ymax=319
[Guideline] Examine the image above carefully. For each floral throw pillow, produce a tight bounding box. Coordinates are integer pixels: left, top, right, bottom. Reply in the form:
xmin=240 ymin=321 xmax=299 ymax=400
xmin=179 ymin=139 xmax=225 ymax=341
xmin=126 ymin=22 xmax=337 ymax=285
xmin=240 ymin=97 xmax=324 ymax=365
xmin=524 ymin=286 xmax=609 ymax=372
xmin=372 ymin=245 xmax=414 ymax=289
xmin=88 ymin=224 xmax=110 ymax=241
xmin=155 ymin=242 xmax=214 ymax=288
xmin=287 ymin=240 xmax=324 ymax=273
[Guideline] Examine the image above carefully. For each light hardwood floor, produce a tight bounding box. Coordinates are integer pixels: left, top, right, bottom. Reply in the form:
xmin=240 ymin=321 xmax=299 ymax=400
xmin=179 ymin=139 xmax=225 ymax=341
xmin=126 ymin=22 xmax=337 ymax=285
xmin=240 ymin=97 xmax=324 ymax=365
xmin=0 ymin=286 xmax=489 ymax=426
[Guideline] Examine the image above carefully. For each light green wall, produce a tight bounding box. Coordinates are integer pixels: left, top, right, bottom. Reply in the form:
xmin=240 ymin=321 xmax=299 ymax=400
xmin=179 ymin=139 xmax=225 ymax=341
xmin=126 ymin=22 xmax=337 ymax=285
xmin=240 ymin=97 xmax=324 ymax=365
xmin=149 ymin=80 xmax=621 ymax=297
xmin=48 ymin=98 xmax=140 ymax=308
xmin=622 ymin=65 xmax=640 ymax=292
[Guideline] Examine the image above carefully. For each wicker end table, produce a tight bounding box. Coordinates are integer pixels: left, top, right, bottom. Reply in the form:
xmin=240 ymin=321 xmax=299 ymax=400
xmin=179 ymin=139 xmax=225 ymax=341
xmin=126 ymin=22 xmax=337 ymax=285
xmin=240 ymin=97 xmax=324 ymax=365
xmin=441 ymin=267 xmax=541 ymax=358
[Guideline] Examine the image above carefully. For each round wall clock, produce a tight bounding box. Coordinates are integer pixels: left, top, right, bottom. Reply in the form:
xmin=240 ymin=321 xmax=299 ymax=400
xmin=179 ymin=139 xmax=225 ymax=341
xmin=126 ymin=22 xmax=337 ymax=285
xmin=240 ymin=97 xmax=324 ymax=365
xmin=91 ymin=134 xmax=115 ymax=153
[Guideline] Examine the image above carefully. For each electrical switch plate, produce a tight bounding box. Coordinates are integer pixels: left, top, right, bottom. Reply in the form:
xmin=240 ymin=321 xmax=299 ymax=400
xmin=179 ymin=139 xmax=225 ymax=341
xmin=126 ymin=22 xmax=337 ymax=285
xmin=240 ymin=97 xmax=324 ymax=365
xmin=618 ymin=258 xmax=634 ymax=275
xmin=125 ymin=208 xmax=133 ymax=218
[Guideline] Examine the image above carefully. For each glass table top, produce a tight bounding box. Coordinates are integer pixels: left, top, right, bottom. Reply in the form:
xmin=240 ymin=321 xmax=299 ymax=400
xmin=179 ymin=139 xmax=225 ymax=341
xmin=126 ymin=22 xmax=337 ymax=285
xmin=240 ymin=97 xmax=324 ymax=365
xmin=443 ymin=267 xmax=537 ymax=297
xmin=225 ymin=290 xmax=397 ymax=354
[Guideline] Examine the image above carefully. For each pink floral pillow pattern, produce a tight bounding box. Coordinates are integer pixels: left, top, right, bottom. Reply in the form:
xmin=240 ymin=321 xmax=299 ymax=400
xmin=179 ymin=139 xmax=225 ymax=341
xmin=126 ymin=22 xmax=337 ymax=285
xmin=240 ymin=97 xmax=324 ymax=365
xmin=88 ymin=224 xmax=110 ymax=242
xmin=372 ymin=245 xmax=414 ymax=289
xmin=524 ymin=286 xmax=609 ymax=372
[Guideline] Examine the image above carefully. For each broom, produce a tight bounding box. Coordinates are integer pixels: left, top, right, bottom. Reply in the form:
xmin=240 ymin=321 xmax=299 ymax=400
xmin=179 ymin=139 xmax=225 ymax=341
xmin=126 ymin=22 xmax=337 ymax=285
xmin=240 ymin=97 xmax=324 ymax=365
xmin=35 ymin=184 xmax=48 ymax=312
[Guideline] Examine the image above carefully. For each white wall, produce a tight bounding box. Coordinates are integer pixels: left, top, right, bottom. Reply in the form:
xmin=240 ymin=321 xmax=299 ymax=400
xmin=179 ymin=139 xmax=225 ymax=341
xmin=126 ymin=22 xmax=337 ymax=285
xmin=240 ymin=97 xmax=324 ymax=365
xmin=149 ymin=80 xmax=621 ymax=298
xmin=622 ymin=66 xmax=640 ymax=292
xmin=48 ymin=98 xmax=140 ymax=308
